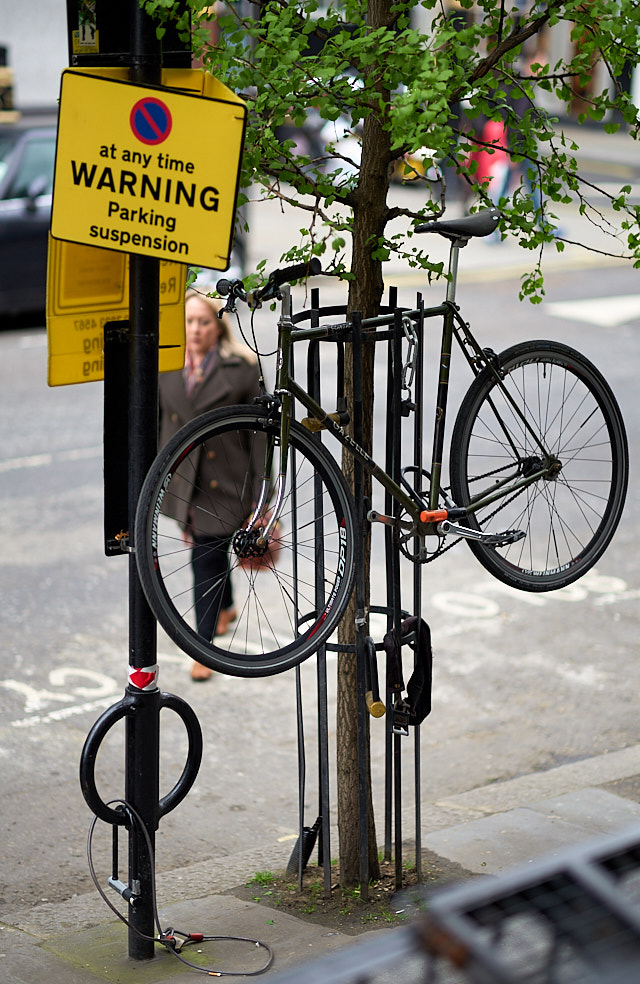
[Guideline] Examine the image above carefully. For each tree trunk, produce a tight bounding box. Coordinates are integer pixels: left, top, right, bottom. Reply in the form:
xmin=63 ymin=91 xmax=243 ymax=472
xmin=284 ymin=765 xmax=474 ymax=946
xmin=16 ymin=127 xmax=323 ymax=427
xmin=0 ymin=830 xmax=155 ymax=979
xmin=336 ymin=0 xmax=393 ymax=889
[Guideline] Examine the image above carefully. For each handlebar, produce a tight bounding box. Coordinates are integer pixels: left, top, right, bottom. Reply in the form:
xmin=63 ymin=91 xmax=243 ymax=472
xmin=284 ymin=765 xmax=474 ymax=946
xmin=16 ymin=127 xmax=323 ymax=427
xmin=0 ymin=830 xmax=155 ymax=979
xmin=216 ymin=257 xmax=322 ymax=314
xmin=266 ymin=257 xmax=322 ymax=293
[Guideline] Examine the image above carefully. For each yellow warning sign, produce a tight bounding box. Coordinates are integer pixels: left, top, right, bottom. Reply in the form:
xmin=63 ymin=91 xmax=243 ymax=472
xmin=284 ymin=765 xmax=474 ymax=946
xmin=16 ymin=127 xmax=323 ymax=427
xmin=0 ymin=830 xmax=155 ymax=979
xmin=51 ymin=70 xmax=246 ymax=268
xmin=46 ymin=236 xmax=186 ymax=386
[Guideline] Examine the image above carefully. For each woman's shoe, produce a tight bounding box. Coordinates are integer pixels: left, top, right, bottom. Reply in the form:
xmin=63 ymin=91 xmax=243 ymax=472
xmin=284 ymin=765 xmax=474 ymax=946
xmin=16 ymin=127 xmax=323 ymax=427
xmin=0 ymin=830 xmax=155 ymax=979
xmin=215 ymin=607 xmax=237 ymax=636
xmin=190 ymin=661 xmax=213 ymax=681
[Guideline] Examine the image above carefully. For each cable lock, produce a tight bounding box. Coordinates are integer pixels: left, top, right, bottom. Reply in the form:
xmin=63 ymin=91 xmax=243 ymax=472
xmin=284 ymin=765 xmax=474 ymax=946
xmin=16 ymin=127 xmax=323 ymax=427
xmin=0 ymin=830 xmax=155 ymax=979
xmin=87 ymin=799 xmax=274 ymax=976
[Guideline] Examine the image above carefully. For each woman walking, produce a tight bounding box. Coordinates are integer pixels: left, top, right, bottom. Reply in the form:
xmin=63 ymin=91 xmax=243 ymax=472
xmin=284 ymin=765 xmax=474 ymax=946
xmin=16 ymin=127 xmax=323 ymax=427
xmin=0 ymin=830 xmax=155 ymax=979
xmin=159 ymin=291 xmax=261 ymax=680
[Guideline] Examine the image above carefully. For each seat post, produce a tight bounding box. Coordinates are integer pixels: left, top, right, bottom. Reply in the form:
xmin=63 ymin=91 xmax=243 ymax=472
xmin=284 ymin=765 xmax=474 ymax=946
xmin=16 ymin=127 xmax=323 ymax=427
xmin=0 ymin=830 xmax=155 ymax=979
xmin=445 ymin=237 xmax=467 ymax=304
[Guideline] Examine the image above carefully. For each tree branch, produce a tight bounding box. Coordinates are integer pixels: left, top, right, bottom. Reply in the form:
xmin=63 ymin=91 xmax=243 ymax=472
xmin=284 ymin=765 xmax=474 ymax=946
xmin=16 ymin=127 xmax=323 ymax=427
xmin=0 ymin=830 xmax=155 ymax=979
xmin=449 ymin=3 xmax=561 ymax=105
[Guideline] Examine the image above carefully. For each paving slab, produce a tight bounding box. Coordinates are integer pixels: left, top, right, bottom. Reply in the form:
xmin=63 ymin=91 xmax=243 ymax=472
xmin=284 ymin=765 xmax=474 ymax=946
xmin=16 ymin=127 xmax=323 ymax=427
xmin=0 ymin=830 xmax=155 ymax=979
xmin=423 ymin=806 xmax=595 ymax=874
xmin=435 ymin=745 xmax=640 ymax=816
xmin=4 ymin=895 xmax=364 ymax=984
xmin=528 ymin=787 xmax=640 ymax=834
xmin=423 ymin=789 xmax=640 ymax=875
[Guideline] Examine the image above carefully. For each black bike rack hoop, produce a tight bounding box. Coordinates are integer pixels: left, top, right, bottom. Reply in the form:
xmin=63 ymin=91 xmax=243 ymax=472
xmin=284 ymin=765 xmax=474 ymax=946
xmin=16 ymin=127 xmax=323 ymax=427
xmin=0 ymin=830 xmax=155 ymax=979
xmin=289 ymin=287 xmax=426 ymax=894
xmin=79 ymin=689 xmax=203 ymax=827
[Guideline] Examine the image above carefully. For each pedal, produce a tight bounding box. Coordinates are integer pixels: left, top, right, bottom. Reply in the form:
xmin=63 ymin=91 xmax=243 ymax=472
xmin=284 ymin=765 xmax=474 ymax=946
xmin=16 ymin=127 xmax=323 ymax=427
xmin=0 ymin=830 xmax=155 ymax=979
xmin=479 ymin=528 xmax=526 ymax=546
xmin=438 ymin=519 xmax=525 ymax=546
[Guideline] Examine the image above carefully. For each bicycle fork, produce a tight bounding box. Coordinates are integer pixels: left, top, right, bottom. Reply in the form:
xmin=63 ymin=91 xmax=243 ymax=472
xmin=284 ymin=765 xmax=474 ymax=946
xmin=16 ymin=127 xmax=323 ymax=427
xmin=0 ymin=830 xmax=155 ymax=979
xmin=240 ymin=287 xmax=295 ymax=551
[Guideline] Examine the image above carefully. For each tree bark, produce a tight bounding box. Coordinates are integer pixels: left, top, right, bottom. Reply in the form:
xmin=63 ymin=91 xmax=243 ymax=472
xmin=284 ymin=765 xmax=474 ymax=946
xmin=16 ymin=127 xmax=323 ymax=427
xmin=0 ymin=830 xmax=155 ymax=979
xmin=336 ymin=0 xmax=393 ymax=889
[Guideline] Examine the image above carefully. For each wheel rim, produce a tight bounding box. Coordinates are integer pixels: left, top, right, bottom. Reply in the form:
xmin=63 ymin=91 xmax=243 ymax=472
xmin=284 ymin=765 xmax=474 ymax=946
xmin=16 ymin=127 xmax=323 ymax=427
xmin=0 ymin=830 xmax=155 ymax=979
xmin=458 ymin=352 xmax=624 ymax=586
xmin=140 ymin=413 xmax=354 ymax=675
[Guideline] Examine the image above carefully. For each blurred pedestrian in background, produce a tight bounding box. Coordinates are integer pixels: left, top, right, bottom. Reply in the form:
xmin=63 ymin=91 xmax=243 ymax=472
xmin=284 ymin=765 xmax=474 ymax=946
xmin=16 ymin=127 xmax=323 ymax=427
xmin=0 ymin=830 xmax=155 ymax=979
xmin=158 ymin=291 xmax=261 ymax=680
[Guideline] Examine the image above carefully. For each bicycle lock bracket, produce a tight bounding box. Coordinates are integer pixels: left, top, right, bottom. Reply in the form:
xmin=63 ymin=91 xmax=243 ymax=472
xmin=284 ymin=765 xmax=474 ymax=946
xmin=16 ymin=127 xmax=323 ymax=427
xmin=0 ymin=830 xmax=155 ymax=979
xmin=79 ymin=680 xmax=203 ymax=911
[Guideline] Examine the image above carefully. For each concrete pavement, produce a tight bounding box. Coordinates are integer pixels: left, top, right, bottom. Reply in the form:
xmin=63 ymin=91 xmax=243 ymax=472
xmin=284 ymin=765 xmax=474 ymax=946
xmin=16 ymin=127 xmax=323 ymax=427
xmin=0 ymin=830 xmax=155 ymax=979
xmin=5 ymin=743 xmax=640 ymax=983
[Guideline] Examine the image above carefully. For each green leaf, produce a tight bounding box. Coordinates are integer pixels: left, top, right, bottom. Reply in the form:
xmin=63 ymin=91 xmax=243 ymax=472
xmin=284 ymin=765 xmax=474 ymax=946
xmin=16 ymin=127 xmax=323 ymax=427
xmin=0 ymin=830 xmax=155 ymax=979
xmin=143 ymin=0 xmax=640 ymax=307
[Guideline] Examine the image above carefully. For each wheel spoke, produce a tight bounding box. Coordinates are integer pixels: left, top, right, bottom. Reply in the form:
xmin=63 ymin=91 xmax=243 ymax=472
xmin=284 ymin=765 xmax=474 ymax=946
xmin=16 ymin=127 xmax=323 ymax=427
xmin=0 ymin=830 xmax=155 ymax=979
xmin=135 ymin=409 xmax=355 ymax=676
xmin=450 ymin=342 xmax=627 ymax=590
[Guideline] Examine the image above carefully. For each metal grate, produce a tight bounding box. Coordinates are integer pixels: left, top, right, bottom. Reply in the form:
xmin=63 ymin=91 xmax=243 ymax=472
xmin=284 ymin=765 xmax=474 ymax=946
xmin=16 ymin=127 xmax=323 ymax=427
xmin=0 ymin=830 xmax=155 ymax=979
xmin=423 ymin=824 xmax=640 ymax=984
xmin=267 ymin=824 xmax=640 ymax=984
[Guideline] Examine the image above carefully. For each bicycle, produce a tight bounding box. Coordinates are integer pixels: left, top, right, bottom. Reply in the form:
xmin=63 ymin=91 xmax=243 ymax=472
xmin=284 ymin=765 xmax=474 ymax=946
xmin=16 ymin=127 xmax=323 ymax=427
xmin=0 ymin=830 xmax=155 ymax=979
xmin=134 ymin=208 xmax=628 ymax=677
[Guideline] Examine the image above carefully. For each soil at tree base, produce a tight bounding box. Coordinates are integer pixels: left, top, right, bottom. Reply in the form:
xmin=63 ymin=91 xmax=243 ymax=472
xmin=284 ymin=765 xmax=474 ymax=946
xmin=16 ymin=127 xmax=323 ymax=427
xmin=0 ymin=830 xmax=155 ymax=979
xmin=227 ymin=850 xmax=480 ymax=936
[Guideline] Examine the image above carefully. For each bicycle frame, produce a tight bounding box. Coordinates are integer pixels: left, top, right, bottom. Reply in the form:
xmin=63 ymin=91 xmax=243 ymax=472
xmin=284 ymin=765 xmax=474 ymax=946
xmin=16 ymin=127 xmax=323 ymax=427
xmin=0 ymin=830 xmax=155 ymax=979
xmin=251 ymin=240 xmax=555 ymax=544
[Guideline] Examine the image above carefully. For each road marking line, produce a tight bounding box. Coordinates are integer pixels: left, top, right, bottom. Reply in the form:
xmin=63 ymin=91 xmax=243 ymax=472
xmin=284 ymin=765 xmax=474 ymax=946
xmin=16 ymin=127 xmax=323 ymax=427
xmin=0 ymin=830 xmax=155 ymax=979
xmin=0 ymin=452 xmax=52 ymax=472
xmin=11 ymin=694 xmax=119 ymax=729
xmin=389 ymin=250 xmax=626 ymax=287
xmin=545 ymin=294 xmax=640 ymax=327
xmin=0 ymin=445 xmax=101 ymax=473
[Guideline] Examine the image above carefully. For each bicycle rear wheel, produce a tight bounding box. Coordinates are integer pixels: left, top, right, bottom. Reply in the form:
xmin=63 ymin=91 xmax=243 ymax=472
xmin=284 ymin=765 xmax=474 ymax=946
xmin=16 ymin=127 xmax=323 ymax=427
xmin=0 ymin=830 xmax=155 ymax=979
xmin=135 ymin=406 xmax=356 ymax=676
xmin=449 ymin=341 xmax=628 ymax=591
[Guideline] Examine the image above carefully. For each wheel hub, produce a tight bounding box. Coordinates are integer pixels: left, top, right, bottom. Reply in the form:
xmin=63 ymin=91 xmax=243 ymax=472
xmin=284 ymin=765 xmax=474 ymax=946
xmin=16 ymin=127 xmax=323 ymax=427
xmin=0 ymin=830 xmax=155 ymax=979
xmin=545 ymin=457 xmax=563 ymax=480
xmin=233 ymin=528 xmax=268 ymax=560
xmin=520 ymin=455 xmax=562 ymax=480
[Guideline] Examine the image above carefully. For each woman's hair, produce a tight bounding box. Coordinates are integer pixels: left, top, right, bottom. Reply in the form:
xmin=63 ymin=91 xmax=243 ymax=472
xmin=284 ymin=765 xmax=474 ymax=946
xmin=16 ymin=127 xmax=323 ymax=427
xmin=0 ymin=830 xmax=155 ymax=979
xmin=185 ymin=289 xmax=258 ymax=365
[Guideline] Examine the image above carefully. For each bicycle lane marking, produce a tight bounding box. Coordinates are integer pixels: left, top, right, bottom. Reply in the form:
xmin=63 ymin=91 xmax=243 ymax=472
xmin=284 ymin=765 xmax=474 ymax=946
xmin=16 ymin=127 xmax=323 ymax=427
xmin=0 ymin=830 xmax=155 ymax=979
xmin=429 ymin=571 xmax=632 ymax=636
xmin=424 ymin=573 xmax=630 ymax=698
xmin=0 ymin=654 xmax=190 ymax=729
xmin=0 ymin=667 xmax=119 ymax=728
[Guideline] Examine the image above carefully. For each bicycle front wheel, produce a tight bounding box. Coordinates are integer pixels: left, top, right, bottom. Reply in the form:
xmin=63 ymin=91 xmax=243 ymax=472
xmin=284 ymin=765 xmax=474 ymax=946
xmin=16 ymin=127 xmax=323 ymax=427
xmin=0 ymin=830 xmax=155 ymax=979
xmin=135 ymin=406 xmax=356 ymax=676
xmin=449 ymin=341 xmax=628 ymax=591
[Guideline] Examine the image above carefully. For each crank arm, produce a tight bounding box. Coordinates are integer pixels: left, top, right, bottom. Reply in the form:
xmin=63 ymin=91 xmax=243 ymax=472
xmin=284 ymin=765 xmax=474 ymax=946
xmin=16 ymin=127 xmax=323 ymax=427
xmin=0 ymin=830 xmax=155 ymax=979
xmin=367 ymin=510 xmax=414 ymax=532
xmin=437 ymin=519 xmax=525 ymax=546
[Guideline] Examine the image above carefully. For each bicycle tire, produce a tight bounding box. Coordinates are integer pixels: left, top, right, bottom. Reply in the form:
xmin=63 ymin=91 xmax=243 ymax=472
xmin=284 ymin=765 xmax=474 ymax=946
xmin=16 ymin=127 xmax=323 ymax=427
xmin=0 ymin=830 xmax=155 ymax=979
xmin=449 ymin=340 xmax=628 ymax=591
xmin=134 ymin=406 xmax=356 ymax=676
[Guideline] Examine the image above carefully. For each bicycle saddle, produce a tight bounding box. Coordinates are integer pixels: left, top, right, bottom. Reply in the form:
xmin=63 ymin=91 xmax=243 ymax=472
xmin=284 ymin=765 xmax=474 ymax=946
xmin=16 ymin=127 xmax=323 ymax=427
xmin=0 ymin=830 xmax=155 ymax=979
xmin=415 ymin=208 xmax=500 ymax=241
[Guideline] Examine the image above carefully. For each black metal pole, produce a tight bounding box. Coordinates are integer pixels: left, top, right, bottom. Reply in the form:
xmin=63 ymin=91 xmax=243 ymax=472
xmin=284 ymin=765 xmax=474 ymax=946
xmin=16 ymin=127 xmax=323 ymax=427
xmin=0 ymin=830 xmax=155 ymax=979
xmin=391 ymin=308 xmax=403 ymax=891
xmin=125 ymin=250 xmax=160 ymax=959
xmin=308 ymin=293 xmax=332 ymax=897
xmin=126 ymin=0 xmax=161 ymax=960
xmin=383 ymin=327 xmax=394 ymax=862
xmin=351 ymin=312 xmax=370 ymax=901
xmin=382 ymin=286 xmax=399 ymax=865
xmin=413 ymin=297 xmax=425 ymax=882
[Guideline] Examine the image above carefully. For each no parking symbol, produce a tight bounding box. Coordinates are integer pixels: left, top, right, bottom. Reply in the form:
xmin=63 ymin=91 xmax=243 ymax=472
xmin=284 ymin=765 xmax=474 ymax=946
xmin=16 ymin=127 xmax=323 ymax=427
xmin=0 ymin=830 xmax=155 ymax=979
xmin=130 ymin=97 xmax=172 ymax=145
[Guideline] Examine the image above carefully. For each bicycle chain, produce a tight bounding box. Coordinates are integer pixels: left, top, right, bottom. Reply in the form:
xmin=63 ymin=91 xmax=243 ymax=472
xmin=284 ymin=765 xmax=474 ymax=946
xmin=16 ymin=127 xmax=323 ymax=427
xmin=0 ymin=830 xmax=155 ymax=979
xmin=401 ymin=464 xmax=528 ymax=564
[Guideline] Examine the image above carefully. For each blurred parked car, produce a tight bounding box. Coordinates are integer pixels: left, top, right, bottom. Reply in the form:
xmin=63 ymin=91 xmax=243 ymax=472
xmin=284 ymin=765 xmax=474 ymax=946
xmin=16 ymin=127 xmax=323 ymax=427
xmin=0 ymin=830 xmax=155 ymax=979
xmin=0 ymin=119 xmax=56 ymax=321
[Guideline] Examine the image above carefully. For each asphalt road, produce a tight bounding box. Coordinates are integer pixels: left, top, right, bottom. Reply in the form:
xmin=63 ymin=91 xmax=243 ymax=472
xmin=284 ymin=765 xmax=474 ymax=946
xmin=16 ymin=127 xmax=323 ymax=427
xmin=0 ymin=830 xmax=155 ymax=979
xmin=1 ymin=252 xmax=638 ymax=916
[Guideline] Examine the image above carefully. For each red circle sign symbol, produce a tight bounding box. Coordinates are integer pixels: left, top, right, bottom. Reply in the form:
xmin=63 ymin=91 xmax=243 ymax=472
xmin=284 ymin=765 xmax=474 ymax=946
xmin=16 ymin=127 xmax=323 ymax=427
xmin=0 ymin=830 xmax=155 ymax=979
xmin=130 ymin=97 xmax=173 ymax=145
